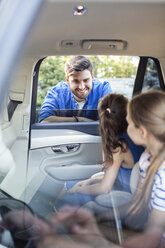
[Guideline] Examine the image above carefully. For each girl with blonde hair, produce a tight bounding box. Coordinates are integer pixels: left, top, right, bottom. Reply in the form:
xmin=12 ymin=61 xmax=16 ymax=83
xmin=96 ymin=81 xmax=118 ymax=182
xmin=123 ymin=90 xmax=165 ymax=233
xmin=97 ymin=90 xmax=165 ymax=246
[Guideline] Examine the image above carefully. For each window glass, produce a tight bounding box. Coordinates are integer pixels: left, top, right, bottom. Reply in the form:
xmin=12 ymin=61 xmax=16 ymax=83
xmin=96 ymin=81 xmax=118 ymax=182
xmin=142 ymin=58 xmax=160 ymax=92
xmin=36 ymin=55 xmax=139 ymax=123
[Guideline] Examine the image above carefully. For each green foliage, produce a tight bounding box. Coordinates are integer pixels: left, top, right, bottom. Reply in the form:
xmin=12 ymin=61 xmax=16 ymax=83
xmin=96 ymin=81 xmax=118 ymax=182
xmin=38 ymin=56 xmax=69 ymax=108
xmin=37 ymin=55 xmax=138 ymax=108
xmin=88 ymin=56 xmax=137 ymax=78
xmin=143 ymin=58 xmax=159 ymax=89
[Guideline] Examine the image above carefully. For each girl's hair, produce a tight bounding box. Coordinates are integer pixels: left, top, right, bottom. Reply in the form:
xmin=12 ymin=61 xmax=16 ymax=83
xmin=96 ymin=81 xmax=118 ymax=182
xmin=126 ymin=90 xmax=165 ymax=228
xmin=98 ymin=93 xmax=128 ymax=163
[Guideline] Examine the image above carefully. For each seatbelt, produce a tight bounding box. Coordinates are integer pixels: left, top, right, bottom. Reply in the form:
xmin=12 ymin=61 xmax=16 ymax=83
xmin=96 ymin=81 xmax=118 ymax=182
xmin=7 ymin=99 xmax=22 ymax=121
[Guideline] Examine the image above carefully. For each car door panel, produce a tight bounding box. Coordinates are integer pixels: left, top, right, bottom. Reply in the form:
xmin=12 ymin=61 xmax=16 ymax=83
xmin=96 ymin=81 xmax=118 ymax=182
xmin=44 ymin=164 xmax=101 ymax=181
xmin=26 ymin=128 xmax=102 ymax=216
xmin=30 ymin=128 xmax=100 ymax=149
xmin=29 ymin=129 xmax=102 ymax=182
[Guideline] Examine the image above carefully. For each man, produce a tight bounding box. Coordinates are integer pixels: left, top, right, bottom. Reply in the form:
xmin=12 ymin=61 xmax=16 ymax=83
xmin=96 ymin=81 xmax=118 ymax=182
xmin=39 ymin=56 xmax=112 ymax=123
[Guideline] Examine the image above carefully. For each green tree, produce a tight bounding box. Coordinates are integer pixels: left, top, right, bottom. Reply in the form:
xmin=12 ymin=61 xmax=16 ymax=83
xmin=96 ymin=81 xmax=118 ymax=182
xmin=89 ymin=56 xmax=137 ymax=78
xmin=88 ymin=56 xmax=102 ymax=77
xmin=38 ymin=56 xmax=68 ymax=107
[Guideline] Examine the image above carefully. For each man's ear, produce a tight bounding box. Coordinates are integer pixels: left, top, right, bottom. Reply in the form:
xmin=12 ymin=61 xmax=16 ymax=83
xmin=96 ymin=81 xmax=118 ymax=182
xmin=65 ymin=76 xmax=69 ymax=85
xmin=92 ymin=73 xmax=94 ymax=79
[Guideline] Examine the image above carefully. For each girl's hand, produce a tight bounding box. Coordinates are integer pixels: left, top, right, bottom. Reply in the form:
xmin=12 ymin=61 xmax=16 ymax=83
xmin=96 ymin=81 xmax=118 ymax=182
xmin=68 ymin=184 xmax=81 ymax=193
xmin=68 ymin=179 xmax=91 ymax=193
xmin=76 ymin=179 xmax=91 ymax=187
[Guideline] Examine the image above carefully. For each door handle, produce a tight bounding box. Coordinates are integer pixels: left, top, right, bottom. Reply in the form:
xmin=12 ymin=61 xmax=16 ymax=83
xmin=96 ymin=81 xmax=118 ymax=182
xmin=52 ymin=144 xmax=80 ymax=154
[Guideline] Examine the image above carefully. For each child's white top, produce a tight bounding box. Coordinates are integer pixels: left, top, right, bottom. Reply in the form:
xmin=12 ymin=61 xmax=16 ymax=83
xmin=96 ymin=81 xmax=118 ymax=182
xmin=139 ymin=151 xmax=165 ymax=240
xmin=139 ymin=151 xmax=165 ymax=212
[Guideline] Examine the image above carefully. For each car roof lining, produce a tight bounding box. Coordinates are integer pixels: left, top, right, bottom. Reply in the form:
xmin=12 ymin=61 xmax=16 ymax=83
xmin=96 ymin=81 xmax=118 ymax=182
xmin=25 ymin=0 xmax=165 ymax=59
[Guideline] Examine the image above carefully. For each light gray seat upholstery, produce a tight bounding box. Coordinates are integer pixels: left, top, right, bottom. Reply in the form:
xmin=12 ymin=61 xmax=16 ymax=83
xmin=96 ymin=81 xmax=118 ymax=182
xmin=83 ymin=162 xmax=139 ymax=213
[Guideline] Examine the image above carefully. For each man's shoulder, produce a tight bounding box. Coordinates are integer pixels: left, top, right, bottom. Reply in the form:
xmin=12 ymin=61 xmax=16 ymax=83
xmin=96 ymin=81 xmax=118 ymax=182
xmin=93 ymin=78 xmax=109 ymax=87
xmin=92 ymin=78 xmax=112 ymax=94
xmin=49 ymin=82 xmax=70 ymax=94
xmin=92 ymin=78 xmax=102 ymax=85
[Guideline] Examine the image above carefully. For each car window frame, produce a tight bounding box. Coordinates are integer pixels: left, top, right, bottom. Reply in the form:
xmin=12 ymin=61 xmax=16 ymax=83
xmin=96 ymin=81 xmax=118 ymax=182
xmin=133 ymin=56 xmax=165 ymax=95
xmin=30 ymin=56 xmax=165 ymax=136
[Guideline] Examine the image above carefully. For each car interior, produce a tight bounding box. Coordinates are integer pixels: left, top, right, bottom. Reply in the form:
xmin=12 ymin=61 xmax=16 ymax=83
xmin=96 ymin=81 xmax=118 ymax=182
xmin=0 ymin=0 xmax=165 ymax=247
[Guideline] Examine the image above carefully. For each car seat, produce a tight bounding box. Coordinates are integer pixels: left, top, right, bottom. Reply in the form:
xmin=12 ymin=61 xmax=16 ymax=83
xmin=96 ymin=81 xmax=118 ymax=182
xmin=83 ymin=162 xmax=139 ymax=213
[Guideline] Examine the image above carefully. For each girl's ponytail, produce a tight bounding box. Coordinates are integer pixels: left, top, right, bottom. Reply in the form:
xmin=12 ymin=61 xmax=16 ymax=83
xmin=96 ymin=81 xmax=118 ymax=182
xmin=98 ymin=93 xmax=128 ymax=164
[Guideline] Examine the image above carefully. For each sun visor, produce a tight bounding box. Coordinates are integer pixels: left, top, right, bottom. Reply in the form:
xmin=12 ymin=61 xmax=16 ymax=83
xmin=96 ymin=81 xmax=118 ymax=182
xmin=9 ymin=90 xmax=25 ymax=102
xmin=9 ymin=76 xmax=26 ymax=102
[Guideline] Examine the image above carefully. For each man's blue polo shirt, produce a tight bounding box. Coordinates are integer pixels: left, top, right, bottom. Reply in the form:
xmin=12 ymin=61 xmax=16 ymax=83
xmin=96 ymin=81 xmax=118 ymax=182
xmin=39 ymin=78 xmax=112 ymax=122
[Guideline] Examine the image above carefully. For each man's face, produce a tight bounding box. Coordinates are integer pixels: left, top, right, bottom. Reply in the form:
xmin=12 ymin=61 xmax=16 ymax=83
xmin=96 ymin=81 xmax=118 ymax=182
xmin=66 ymin=69 xmax=94 ymax=102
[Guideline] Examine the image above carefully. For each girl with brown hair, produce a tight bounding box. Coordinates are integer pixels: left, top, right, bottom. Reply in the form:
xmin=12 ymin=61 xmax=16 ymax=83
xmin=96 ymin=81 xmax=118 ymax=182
xmin=65 ymin=93 xmax=144 ymax=199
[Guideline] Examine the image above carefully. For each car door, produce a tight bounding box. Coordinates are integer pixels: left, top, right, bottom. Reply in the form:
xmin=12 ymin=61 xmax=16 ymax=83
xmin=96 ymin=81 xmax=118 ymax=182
xmin=24 ymin=56 xmax=165 ymax=219
xmin=27 ymin=126 xmax=102 ymax=217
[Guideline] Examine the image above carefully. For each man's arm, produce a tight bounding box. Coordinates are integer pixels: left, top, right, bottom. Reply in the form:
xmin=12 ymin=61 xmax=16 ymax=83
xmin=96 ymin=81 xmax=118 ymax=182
xmin=40 ymin=116 xmax=94 ymax=123
xmin=41 ymin=116 xmax=77 ymax=123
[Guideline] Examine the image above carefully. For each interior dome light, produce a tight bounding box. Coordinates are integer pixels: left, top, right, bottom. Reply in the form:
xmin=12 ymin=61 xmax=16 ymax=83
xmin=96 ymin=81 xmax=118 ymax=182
xmin=73 ymin=6 xmax=87 ymax=16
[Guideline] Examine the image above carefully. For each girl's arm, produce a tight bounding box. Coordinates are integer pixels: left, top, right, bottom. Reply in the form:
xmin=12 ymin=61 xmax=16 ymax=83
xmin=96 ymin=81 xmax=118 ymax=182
xmin=69 ymin=150 xmax=123 ymax=195
xmin=73 ymin=176 xmax=104 ymax=188
xmin=96 ymin=175 xmax=142 ymax=223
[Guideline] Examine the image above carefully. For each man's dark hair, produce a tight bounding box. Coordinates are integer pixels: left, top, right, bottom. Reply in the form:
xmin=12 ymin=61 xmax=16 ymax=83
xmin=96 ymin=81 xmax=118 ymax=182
xmin=65 ymin=56 xmax=93 ymax=76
